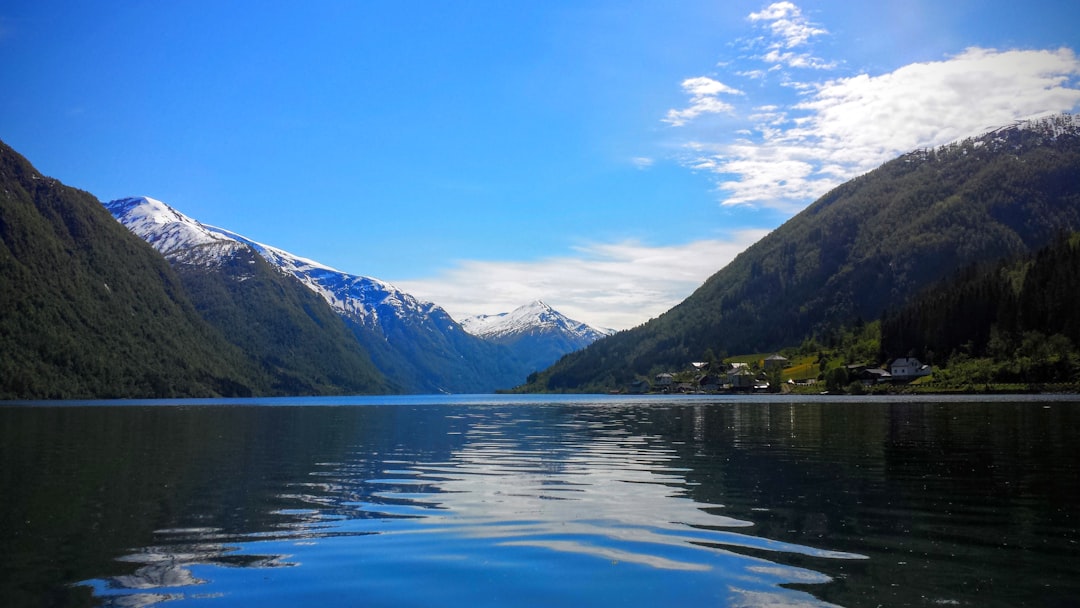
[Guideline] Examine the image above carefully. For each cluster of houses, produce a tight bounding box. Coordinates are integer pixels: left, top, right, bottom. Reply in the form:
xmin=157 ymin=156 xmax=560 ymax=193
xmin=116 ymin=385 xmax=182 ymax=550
xmin=631 ymin=354 xmax=792 ymax=394
xmin=630 ymin=355 xmax=933 ymax=394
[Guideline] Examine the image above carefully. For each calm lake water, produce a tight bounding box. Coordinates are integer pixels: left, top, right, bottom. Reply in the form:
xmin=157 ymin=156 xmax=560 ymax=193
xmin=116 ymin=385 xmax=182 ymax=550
xmin=2 ymin=394 xmax=1079 ymax=608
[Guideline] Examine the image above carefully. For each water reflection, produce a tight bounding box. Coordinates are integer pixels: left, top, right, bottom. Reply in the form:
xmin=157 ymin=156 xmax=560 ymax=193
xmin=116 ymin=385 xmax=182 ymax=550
xmin=79 ymin=405 xmax=864 ymax=607
xmin=86 ymin=527 xmax=296 ymax=607
xmin=8 ymin=398 xmax=1077 ymax=607
xmin=372 ymin=410 xmax=862 ymax=565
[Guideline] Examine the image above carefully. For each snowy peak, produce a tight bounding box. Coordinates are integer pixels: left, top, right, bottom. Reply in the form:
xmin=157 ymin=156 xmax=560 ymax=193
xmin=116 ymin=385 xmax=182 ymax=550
xmin=461 ymin=300 xmax=610 ymax=343
xmin=460 ymin=301 xmax=611 ymax=372
xmin=971 ymin=112 xmax=1080 ymax=149
xmin=989 ymin=112 xmax=1080 ymax=138
xmin=898 ymin=112 xmax=1080 ymax=167
xmin=104 ymin=196 xmax=245 ymax=263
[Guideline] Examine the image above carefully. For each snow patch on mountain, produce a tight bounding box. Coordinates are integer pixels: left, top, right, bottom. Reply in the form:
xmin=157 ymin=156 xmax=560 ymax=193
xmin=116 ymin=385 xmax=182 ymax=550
xmin=202 ymin=225 xmax=435 ymax=328
xmin=104 ymin=197 xmax=248 ymax=265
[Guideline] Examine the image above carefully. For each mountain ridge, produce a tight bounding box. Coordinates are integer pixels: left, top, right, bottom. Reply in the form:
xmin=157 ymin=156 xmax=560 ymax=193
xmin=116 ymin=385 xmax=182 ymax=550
xmin=105 ymin=197 xmax=605 ymax=392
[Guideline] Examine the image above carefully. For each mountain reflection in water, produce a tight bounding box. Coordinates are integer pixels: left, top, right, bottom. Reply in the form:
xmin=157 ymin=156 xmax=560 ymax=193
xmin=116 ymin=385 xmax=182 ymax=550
xmin=3 ymin=395 xmax=1079 ymax=607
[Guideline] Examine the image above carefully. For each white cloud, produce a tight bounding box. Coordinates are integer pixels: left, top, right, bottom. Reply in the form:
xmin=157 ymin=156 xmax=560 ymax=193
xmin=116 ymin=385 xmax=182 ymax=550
xmin=747 ymin=2 xmax=832 ymax=70
xmin=682 ymin=76 xmax=743 ymax=97
xmin=631 ymin=156 xmax=654 ymax=169
xmin=747 ymin=2 xmax=799 ymax=23
xmin=749 ymin=2 xmax=825 ymax=48
xmin=679 ymin=46 xmax=1080 ymax=210
xmin=394 ymin=232 xmax=768 ymax=331
xmin=663 ymin=76 xmax=743 ymax=126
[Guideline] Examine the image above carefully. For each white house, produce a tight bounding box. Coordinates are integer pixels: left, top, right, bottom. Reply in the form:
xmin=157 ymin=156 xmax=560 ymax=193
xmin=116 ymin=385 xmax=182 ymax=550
xmin=890 ymin=357 xmax=932 ymax=378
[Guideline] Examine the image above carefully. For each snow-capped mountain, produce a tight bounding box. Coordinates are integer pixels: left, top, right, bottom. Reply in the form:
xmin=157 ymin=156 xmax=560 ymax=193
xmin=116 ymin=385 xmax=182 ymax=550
xmin=105 ymin=196 xmax=430 ymax=329
xmin=102 ymin=196 xmax=390 ymax=395
xmin=461 ymin=300 xmax=610 ymax=343
xmin=104 ymin=196 xmax=532 ymax=393
xmin=460 ymin=301 xmax=612 ymax=373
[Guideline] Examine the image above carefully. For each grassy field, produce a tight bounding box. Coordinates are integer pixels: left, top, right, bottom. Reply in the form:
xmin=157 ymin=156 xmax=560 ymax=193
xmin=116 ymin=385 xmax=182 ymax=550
xmin=725 ymin=353 xmax=772 ymax=365
xmin=781 ymin=356 xmax=819 ymax=381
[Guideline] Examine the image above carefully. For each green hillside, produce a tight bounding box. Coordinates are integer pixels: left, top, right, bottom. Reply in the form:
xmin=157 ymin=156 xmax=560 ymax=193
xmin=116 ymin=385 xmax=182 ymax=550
xmin=173 ymin=247 xmax=391 ymax=395
xmin=522 ymin=115 xmax=1080 ymax=392
xmin=0 ymin=140 xmax=264 ymax=399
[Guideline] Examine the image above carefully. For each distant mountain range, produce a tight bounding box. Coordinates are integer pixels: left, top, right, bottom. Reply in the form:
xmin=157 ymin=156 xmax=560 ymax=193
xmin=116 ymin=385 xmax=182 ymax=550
xmin=461 ymin=300 xmax=613 ymax=374
xmin=104 ymin=197 xmax=608 ymax=394
xmin=522 ymin=113 xmax=1080 ymax=392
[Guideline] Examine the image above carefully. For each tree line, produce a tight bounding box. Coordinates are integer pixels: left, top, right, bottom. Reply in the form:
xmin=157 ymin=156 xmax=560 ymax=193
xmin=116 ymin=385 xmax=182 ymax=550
xmin=880 ymin=233 xmax=1080 ymax=384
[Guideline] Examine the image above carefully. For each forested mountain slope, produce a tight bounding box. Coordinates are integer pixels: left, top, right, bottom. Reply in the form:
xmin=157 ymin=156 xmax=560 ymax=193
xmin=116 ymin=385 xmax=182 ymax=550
xmin=523 ymin=114 xmax=1080 ymax=392
xmin=0 ymin=141 xmax=265 ymax=398
xmin=105 ymin=197 xmax=390 ymax=395
xmin=169 ymin=248 xmax=390 ymax=395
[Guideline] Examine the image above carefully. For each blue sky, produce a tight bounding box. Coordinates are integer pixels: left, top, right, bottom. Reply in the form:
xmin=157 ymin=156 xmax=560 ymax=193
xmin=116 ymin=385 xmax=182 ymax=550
xmin=2 ymin=1 xmax=1078 ymax=329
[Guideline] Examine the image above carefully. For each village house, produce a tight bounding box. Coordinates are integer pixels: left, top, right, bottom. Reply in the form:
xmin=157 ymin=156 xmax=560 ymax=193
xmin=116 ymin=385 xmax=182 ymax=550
xmin=676 ymin=382 xmax=697 ymax=393
xmin=857 ymin=367 xmax=893 ymax=385
xmin=763 ymin=353 xmax=789 ymax=370
xmin=726 ymin=363 xmax=756 ymax=389
xmin=697 ymin=374 xmax=722 ymax=392
xmin=890 ymin=357 xmax=933 ymax=379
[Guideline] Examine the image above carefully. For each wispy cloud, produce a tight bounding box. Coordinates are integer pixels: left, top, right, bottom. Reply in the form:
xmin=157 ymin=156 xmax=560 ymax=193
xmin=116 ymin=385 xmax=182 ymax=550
xmin=663 ymin=77 xmax=743 ymax=126
xmin=747 ymin=1 xmax=833 ymax=70
xmin=666 ymin=2 xmax=1080 ymax=212
xmin=395 ymin=232 xmax=768 ymax=331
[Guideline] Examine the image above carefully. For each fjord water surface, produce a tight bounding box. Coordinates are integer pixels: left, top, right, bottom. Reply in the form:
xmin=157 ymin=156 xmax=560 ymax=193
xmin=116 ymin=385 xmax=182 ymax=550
xmin=2 ymin=395 xmax=1078 ymax=607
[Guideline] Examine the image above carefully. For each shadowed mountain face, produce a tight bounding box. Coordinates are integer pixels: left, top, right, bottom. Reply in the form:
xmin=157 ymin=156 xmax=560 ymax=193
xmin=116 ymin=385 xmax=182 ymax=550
xmin=524 ymin=114 xmax=1080 ymax=392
